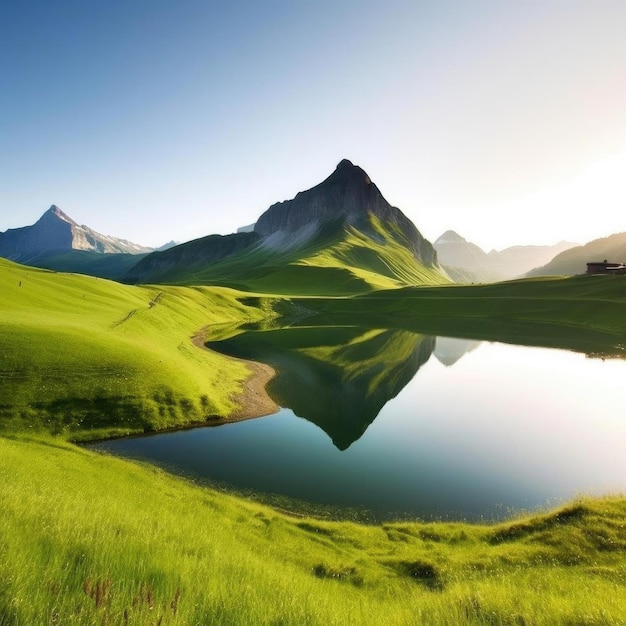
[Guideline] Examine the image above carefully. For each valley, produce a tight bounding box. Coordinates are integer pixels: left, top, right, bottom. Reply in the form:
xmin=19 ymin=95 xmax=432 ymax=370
xmin=1 ymin=161 xmax=625 ymax=625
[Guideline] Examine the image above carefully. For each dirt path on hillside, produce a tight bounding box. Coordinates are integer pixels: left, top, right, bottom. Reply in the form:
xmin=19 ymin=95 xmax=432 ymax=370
xmin=192 ymin=327 xmax=279 ymax=422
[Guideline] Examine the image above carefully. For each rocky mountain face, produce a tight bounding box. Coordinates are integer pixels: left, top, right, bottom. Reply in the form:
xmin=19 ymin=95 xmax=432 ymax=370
xmin=434 ymin=230 xmax=577 ymax=282
xmin=0 ymin=205 xmax=151 ymax=262
xmin=254 ymin=159 xmax=437 ymax=266
xmin=123 ymin=232 xmax=261 ymax=284
xmin=126 ymin=160 xmax=444 ymax=287
xmin=527 ymin=232 xmax=626 ymax=277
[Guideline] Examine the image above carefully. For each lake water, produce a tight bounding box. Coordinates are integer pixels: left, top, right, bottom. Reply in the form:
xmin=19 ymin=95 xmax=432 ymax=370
xmin=89 ymin=331 xmax=626 ymax=522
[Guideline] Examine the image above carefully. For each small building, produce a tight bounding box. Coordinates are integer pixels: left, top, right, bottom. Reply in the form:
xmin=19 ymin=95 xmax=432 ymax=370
xmin=586 ymin=260 xmax=626 ymax=275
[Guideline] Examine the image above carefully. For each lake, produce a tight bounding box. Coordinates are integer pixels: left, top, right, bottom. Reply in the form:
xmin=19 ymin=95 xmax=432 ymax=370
xmin=89 ymin=329 xmax=626 ymax=522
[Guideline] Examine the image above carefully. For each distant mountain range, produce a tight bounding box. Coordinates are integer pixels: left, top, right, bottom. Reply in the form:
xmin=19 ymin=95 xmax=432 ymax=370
xmin=434 ymin=230 xmax=578 ymax=282
xmin=0 ymin=206 xmax=180 ymax=279
xmin=527 ymin=232 xmax=626 ymax=277
xmin=0 ymin=205 xmax=151 ymax=260
xmin=0 ymin=162 xmax=447 ymax=291
xmin=3 ymin=162 xmax=619 ymax=288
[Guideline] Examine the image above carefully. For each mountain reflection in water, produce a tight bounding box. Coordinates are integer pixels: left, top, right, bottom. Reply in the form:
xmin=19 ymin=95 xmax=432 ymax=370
xmin=92 ymin=330 xmax=626 ymax=521
xmin=208 ymin=329 xmax=480 ymax=449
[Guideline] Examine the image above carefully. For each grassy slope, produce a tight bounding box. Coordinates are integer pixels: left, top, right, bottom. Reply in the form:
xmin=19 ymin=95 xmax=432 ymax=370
xmin=1 ymin=436 xmax=625 ymax=626
xmin=303 ymin=275 xmax=626 ymax=356
xmin=528 ymin=231 xmax=626 ymax=277
xmin=139 ymin=218 xmax=449 ymax=295
xmin=2 ymin=261 xmax=626 ymax=624
xmin=0 ymin=259 xmax=268 ymax=439
xmin=27 ymin=250 xmax=149 ymax=280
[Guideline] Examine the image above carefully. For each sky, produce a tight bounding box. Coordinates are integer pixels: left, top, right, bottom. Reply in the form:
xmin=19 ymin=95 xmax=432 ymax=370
xmin=2 ymin=0 xmax=626 ymax=252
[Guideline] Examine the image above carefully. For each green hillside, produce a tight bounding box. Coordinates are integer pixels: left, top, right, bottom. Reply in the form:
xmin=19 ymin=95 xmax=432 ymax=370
xmin=126 ymin=217 xmax=449 ymax=294
xmin=0 ymin=258 xmax=271 ymax=440
xmin=25 ymin=249 xmax=149 ymax=280
xmin=1 ymin=258 xmax=626 ymax=624
xmin=528 ymin=231 xmax=626 ymax=277
xmin=1 ymin=436 xmax=625 ymax=625
xmin=3 ymin=259 xmax=626 ymax=441
xmin=302 ymin=275 xmax=626 ymax=357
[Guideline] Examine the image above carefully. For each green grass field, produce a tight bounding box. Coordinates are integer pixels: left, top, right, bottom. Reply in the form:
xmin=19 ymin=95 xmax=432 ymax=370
xmin=1 ymin=259 xmax=625 ymax=624
xmin=0 ymin=259 xmax=273 ymax=440
xmin=1 ymin=436 xmax=625 ymax=626
xmin=302 ymin=275 xmax=626 ymax=357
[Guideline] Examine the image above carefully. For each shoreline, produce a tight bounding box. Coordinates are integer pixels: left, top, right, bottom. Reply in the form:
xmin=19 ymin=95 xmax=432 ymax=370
xmin=192 ymin=324 xmax=279 ymax=422
xmin=78 ymin=330 xmax=280 ymax=445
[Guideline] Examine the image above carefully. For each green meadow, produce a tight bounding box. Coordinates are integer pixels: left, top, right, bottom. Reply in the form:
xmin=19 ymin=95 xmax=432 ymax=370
xmin=1 ymin=436 xmax=625 ymax=626
xmin=0 ymin=259 xmax=271 ymax=440
xmin=1 ymin=258 xmax=625 ymax=624
xmin=303 ymin=275 xmax=626 ymax=357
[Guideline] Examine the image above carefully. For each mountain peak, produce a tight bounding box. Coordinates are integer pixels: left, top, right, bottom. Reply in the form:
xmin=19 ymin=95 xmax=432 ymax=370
xmin=40 ymin=205 xmax=77 ymax=226
xmin=330 ymin=159 xmax=371 ymax=184
xmin=0 ymin=205 xmax=152 ymax=262
xmin=253 ymin=160 xmax=438 ymax=267
xmin=435 ymin=230 xmax=467 ymax=245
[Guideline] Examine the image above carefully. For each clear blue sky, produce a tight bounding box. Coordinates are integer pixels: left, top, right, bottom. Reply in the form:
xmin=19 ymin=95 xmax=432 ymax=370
xmin=2 ymin=0 xmax=625 ymax=251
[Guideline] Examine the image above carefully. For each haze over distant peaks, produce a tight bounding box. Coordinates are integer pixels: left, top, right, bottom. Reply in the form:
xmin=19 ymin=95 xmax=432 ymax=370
xmin=434 ymin=229 xmax=578 ymax=282
xmin=434 ymin=230 xmax=468 ymax=245
xmin=527 ymin=231 xmax=626 ymax=277
xmin=0 ymin=205 xmax=152 ymax=262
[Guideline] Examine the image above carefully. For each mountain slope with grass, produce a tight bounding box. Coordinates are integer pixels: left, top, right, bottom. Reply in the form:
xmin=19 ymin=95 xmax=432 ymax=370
xmin=124 ymin=160 xmax=449 ymax=293
xmin=23 ymin=249 xmax=151 ymax=280
xmin=527 ymin=231 xmax=626 ymax=276
xmin=0 ymin=258 xmax=275 ymax=440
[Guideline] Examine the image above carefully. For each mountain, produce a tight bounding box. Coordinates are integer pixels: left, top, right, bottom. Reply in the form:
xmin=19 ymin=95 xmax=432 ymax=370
xmin=254 ymin=159 xmax=437 ymax=265
xmin=527 ymin=232 xmax=626 ymax=277
xmin=493 ymin=241 xmax=578 ymax=278
xmin=125 ymin=160 xmax=447 ymax=293
xmin=156 ymin=240 xmax=179 ymax=251
xmin=123 ymin=232 xmax=261 ymax=284
xmin=434 ymin=231 xmax=503 ymax=283
xmin=0 ymin=205 xmax=152 ymax=263
xmin=434 ymin=230 xmax=577 ymax=282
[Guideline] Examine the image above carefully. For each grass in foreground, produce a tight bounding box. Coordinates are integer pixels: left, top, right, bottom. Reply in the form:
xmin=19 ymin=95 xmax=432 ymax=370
xmin=1 ymin=435 xmax=625 ymax=626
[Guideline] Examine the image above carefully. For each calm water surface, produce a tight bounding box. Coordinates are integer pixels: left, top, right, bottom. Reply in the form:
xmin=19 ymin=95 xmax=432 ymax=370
xmin=90 ymin=335 xmax=626 ymax=521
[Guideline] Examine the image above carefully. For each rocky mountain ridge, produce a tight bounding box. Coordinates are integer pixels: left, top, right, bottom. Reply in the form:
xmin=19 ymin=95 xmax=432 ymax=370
xmin=0 ymin=205 xmax=152 ymax=262
xmin=254 ymin=159 xmax=437 ymax=266
xmin=124 ymin=159 xmax=443 ymax=288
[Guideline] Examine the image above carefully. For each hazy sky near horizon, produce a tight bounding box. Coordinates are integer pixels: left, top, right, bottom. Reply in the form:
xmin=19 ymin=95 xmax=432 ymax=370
xmin=2 ymin=0 xmax=626 ymax=251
